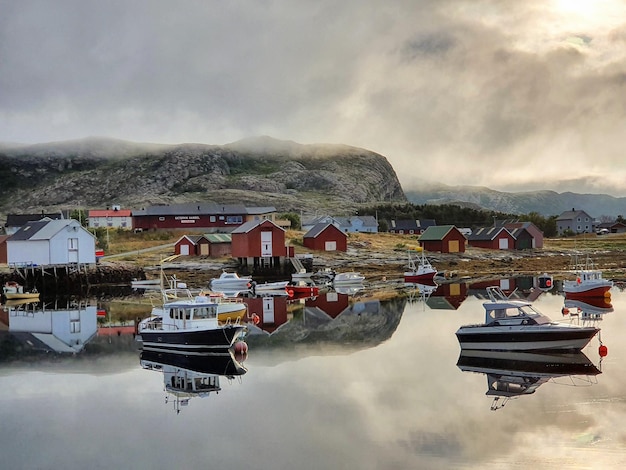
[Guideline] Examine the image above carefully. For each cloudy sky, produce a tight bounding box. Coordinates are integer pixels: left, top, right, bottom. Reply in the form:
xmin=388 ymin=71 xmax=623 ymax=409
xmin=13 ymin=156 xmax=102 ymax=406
xmin=2 ymin=0 xmax=626 ymax=196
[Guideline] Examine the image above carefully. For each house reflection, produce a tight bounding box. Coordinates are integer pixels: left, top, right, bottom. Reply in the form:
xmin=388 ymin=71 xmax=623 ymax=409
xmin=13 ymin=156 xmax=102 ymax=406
xmin=0 ymin=298 xmax=98 ymax=353
xmin=457 ymin=350 xmax=601 ymax=411
xmin=140 ymin=348 xmax=247 ymax=414
xmin=426 ymin=282 xmax=468 ymax=310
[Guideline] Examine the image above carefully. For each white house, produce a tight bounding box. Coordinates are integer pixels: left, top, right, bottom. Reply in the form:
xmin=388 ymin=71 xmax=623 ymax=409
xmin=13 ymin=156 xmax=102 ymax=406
xmin=88 ymin=205 xmax=133 ymax=230
xmin=7 ymin=218 xmax=97 ymax=266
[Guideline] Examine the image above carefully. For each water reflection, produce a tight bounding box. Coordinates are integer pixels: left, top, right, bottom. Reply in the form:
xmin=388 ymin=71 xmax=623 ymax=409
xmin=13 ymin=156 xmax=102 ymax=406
xmin=457 ymin=350 xmax=602 ymax=411
xmin=140 ymin=348 xmax=247 ymax=414
xmin=0 ymin=298 xmax=98 ymax=353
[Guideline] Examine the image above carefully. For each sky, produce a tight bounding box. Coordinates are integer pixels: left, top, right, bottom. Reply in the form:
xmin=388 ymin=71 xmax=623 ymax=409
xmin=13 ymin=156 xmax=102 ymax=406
xmin=2 ymin=0 xmax=626 ymax=196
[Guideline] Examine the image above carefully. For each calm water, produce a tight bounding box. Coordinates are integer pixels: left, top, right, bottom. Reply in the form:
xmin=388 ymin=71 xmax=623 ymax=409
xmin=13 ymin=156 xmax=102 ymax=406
xmin=2 ymin=283 xmax=626 ymax=469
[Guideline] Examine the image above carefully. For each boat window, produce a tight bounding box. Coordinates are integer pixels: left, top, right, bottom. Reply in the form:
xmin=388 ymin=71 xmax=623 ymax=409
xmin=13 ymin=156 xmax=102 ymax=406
xmin=194 ymin=306 xmax=217 ymax=319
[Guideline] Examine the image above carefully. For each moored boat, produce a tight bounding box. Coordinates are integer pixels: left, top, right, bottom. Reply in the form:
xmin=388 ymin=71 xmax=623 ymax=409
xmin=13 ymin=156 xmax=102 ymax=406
xmin=209 ymin=271 xmax=253 ymax=291
xmin=2 ymin=282 xmax=39 ymax=301
xmin=403 ymin=249 xmax=437 ymax=284
xmin=563 ymin=255 xmax=612 ymax=298
xmin=137 ymin=294 xmax=247 ymax=352
xmin=332 ymin=272 xmax=365 ymax=284
xmin=455 ymin=287 xmax=599 ymax=352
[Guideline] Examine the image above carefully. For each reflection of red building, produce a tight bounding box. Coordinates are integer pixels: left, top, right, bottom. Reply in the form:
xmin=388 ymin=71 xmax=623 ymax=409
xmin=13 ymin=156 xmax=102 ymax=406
xmin=305 ymin=292 xmax=350 ymax=318
xmin=427 ymin=283 xmax=468 ymax=310
xmin=243 ymin=296 xmax=289 ymax=334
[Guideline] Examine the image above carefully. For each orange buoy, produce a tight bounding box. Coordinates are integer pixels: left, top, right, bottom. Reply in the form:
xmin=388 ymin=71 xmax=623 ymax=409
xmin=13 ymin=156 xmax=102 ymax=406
xmin=546 ymin=279 xmax=552 ymax=287
xmin=252 ymin=313 xmax=260 ymax=325
xmin=599 ymin=344 xmax=608 ymax=357
xmin=561 ymin=307 xmax=569 ymax=315
xmin=287 ymin=289 xmax=294 ymax=297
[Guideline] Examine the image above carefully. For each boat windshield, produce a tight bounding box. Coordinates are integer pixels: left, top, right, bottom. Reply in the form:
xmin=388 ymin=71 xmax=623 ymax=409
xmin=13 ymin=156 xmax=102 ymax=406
xmin=486 ymin=304 xmax=552 ymax=325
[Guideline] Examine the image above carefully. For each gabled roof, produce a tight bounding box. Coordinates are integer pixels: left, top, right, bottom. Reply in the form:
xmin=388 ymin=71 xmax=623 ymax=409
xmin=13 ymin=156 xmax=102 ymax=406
xmin=205 ymin=233 xmax=232 ymax=243
xmin=231 ymin=219 xmax=284 ymax=234
xmin=9 ymin=218 xmax=94 ymax=241
xmin=419 ymin=225 xmax=458 ymax=241
xmin=556 ymin=209 xmax=592 ymax=220
xmin=301 ymin=215 xmax=340 ymax=227
xmin=175 ymin=234 xmax=206 ymax=245
xmin=303 ymin=222 xmax=345 ymax=239
xmin=468 ymin=226 xmax=513 ymax=241
xmin=132 ymin=203 xmax=248 ymax=216
xmin=5 ymin=213 xmax=65 ymax=227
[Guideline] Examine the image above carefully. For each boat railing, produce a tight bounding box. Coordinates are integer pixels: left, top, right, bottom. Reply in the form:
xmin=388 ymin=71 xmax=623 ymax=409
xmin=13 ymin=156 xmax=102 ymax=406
xmin=486 ymin=286 xmax=517 ymax=301
xmin=139 ymin=320 xmax=180 ymax=331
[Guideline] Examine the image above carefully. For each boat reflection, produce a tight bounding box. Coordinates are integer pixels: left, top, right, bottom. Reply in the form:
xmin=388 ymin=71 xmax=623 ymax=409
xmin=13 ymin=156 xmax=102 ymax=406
xmin=0 ymin=298 xmax=98 ymax=354
xmin=563 ymin=297 xmax=614 ymax=322
xmin=457 ymin=350 xmax=601 ymax=411
xmin=140 ymin=348 xmax=247 ymax=414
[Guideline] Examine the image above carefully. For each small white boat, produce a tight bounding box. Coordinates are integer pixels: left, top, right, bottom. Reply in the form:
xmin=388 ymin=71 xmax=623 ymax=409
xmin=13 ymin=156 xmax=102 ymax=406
xmin=210 ymin=272 xmax=253 ymax=291
xmin=332 ymin=272 xmax=365 ymax=284
xmin=455 ymin=287 xmax=599 ymax=352
xmin=252 ymin=280 xmax=289 ymax=292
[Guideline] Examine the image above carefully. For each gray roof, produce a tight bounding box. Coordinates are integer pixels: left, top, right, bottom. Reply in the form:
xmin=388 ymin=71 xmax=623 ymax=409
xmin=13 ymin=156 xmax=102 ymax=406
xmin=556 ymin=209 xmax=592 ymax=221
xmin=246 ymin=207 xmax=277 ymax=215
xmin=132 ymin=203 xmax=247 ymax=216
xmin=303 ymin=222 xmax=344 ymax=238
xmin=231 ymin=219 xmax=283 ymax=234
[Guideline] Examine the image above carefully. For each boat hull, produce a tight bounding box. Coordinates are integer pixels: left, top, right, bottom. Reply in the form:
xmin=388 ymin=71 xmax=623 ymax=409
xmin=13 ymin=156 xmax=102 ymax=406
xmin=3 ymin=292 xmax=40 ymax=300
xmin=139 ymin=325 xmax=246 ymax=352
xmin=456 ymin=326 xmax=599 ymax=351
xmin=564 ymin=285 xmax=612 ymax=298
xmin=403 ymin=272 xmax=436 ymax=284
xmin=140 ymin=349 xmax=247 ymax=376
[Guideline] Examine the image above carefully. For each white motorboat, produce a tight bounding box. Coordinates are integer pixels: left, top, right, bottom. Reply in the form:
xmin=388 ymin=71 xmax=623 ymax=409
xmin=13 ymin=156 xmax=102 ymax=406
xmin=252 ymin=280 xmax=289 ymax=293
xmin=455 ymin=287 xmax=599 ymax=352
xmin=332 ymin=272 xmax=365 ymax=284
xmin=209 ymin=272 xmax=253 ymax=291
xmin=137 ymin=294 xmax=247 ymax=352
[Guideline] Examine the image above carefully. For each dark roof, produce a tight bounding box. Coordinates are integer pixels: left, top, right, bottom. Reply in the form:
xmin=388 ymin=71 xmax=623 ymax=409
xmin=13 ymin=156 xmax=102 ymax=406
xmin=5 ymin=213 xmax=65 ymax=227
xmin=132 ymin=203 xmax=247 ymax=216
xmin=468 ymin=227 xmax=512 ymax=241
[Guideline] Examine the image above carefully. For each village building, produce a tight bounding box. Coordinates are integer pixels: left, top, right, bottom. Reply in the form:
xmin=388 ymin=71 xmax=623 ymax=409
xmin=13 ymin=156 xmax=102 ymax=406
xmin=242 ymin=296 xmax=289 ymax=334
xmin=388 ymin=219 xmax=436 ymax=235
xmin=301 ymin=215 xmax=342 ymax=232
xmin=7 ymin=218 xmax=96 ymax=267
xmin=335 ymin=215 xmax=379 ymax=233
xmin=596 ymin=221 xmax=626 ymax=234
xmin=131 ymin=203 xmax=278 ymax=232
xmin=0 ymin=235 xmax=9 ymax=264
xmin=418 ymin=225 xmax=467 ymax=253
xmin=173 ymin=233 xmax=232 ymax=257
xmin=504 ymin=222 xmax=544 ymax=249
xmin=303 ymin=223 xmax=347 ymax=252
xmin=88 ymin=205 xmax=133 ymax=230
xmin=3 ymin=212 xmax=67 ymax=236
xmin=467 ymin=226 xmax=516 ymax=250
xmin=556 ymin=208 xmax=595 ymax=235
xmin=231 ymin=219 xmax=292 ymax=274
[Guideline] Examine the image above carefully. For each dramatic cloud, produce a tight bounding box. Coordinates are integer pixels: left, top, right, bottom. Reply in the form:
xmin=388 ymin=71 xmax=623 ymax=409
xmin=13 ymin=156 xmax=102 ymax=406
xmin=2 ymin=0 xmax=626 ymax=195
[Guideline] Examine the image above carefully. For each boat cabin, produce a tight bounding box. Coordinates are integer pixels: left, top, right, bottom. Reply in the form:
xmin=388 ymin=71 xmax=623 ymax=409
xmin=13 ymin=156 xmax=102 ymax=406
xmin=484 ymin=300 xmax=552 ymax=326
xmin=143 ymin=297 xmax=220 ymax=331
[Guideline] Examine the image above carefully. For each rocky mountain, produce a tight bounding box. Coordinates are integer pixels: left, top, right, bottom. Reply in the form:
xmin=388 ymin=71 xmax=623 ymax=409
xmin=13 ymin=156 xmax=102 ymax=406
xmin=405 ymin=180 xmax=626 ymax=218
xmin=0 ymin=136 xmax=406 ymax=217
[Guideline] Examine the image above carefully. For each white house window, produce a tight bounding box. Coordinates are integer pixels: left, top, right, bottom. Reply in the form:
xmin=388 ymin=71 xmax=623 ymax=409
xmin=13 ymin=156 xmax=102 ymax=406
xmin=210 ymin=216 xmax=216 ymax=222
xmin=68 ymin=238 xmax=78 ymax=251
xmin=159 ymin=217 xmax=165 ymax=221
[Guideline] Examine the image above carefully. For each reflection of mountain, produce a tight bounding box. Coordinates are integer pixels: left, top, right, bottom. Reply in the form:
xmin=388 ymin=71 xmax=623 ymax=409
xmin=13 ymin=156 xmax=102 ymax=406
xmin=0 ymin=299 xmax=98 ymax=354
xmin=457 ymin=350 xmax=601 ymax=411
xmin=245 ymin=295 xmax=405 ymax=349
xmin=140 ymin=348 xmax=247 ymax=414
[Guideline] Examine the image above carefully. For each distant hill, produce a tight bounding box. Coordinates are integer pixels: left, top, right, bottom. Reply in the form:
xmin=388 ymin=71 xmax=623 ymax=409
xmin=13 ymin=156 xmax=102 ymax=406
xmin=0 ymin=136 xmax=405 ymax=217
xmin=405 ymin=181 xmax=626 ymax=218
